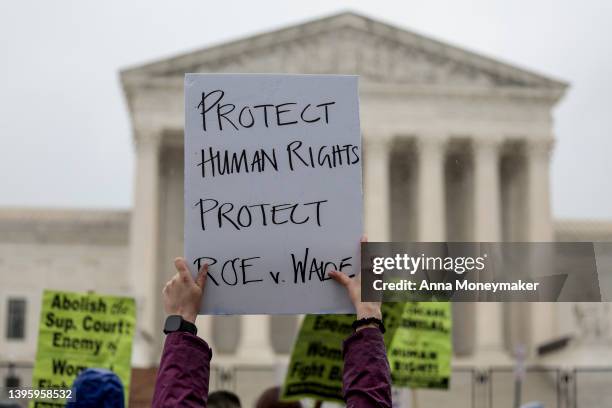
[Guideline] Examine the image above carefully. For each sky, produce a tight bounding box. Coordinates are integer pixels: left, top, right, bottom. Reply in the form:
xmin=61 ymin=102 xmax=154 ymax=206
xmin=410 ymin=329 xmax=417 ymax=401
xmin=0 ymin=0 xmax=610 ymax=219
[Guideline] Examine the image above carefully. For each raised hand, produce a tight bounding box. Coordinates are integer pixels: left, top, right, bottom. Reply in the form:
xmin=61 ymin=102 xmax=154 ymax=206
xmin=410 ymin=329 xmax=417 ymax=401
xmin=162 ymin=258 xmax=208 ymax=324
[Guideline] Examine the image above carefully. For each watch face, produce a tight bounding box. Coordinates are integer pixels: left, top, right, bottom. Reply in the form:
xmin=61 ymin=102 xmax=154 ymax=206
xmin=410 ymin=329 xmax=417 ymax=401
xmin=165 ymin=315 xmax=182 ymax=332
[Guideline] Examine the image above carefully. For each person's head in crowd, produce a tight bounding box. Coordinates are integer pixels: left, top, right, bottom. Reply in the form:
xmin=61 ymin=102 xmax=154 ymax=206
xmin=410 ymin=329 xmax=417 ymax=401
xmin=255 ymin=386 xmax=302 ymax=408
xmin=65 ymin=368 xmax=125 ymax=408
xmin=208 ymin=390 xmax=241 ymax=408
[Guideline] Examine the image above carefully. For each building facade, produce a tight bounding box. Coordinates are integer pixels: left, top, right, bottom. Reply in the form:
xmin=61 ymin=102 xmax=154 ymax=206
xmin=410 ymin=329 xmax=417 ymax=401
xmin=120 ymin=11 xmax=570 ymax=368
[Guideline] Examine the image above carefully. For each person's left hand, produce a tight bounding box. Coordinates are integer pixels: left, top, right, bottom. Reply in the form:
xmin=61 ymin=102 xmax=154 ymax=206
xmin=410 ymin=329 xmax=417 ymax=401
xmin=162 ymin=258 xmax=208 ymax=324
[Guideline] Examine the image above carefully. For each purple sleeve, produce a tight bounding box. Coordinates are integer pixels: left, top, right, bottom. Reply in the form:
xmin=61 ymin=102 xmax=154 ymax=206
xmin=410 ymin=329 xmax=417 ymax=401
xmin=342 ymin=327 xmax=392 ymax=408
xmin=152 ymin=332 xmax=212 ymax=408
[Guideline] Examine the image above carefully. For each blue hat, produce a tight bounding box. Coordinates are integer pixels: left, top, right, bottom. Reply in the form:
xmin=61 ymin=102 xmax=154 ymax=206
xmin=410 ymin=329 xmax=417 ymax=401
xmin=66 ymin=368 xmax=125 ymax=408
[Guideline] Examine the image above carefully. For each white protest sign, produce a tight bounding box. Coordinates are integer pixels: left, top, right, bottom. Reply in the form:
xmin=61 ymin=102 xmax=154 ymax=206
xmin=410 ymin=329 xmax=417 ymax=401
xmin=184 ymin=74 xmax=362 ymax=314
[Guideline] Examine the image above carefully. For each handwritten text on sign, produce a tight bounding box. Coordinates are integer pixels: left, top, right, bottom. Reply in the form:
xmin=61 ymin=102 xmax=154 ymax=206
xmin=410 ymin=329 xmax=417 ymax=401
xmin=184 ymin=74 xmax=362 ymax=314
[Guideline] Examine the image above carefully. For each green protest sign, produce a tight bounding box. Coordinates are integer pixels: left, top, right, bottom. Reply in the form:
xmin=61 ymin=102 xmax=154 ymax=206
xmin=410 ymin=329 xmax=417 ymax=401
xmin=385 ymin=302 xmax=452 ymax=388
xmin=281 ymin=314 xmax=353 ymax=403
xmin=30 ymin=290 xmax=135 ymax=407
xmin=281 ymin=302 xmax=451 ymax=403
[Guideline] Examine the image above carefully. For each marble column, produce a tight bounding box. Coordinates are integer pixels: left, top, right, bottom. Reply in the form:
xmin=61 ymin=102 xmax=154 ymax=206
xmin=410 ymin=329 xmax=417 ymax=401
xmin=472 ymin=136 xmax=504 ymax=351
xmin=129 ymin=129 xmax=161 ymax=367
xmin=473 ymin=137 xmax=502 ymax=242
xmin=416 ymin=135 xmax=447 ymax=241
xmin=195 ymin=316 xmax=213 ymax=348
xmin=364 ymin=136 xmax=392 ymax=241
xmin=525 ymin=138 xmax=554 ymax=241
xmin=525 ymin=138 xmax=556 ymax=348
xmin=415 ymin=135 xmax=478 ymax=357
xmin=236 ymin=315 xmax=275 ymax=361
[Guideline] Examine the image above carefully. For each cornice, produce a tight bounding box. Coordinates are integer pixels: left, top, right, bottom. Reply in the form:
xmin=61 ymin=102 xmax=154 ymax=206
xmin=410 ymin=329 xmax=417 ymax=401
xmin=120 ymin=12 xmax=568 ymax=93
xmin=123 ymin=76 xmax=565 ymax=103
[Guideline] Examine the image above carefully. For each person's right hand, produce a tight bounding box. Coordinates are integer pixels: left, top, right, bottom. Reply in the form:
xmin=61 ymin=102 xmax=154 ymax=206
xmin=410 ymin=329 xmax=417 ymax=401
xmin=329 ymin=236 xmax=382 ymax=324
xmin=162 ymin=258 xmax=208 ymax=324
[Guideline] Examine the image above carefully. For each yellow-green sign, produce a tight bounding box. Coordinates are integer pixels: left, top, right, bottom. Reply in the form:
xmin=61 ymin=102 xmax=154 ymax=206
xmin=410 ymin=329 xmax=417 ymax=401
xmin=281 ymin=302 xmax=452 ymax=403
xmin=281 ymin=314 xmax=353 ymax=403
xmin=385 ymin=302 xmax=452 ymax=388
xmin=30 ymin=290 xmax=135 ymax=407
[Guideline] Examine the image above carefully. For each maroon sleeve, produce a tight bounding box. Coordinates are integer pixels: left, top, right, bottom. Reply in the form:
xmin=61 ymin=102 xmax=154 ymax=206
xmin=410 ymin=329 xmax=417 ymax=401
xmin=152 ymin=332 xmax=212 ymax=408
xmin=342 ymin=327 xmax=392 ymax=408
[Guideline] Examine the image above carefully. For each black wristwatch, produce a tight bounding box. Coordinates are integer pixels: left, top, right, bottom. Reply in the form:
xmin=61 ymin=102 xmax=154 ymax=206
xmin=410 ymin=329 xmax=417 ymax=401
xmin=352 ymin=317 xmax=385 ymax=334
xmin=163 ymin=315 xmax=197 ymax=335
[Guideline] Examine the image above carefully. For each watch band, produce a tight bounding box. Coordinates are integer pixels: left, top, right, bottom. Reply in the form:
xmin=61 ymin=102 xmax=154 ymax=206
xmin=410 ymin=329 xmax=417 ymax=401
xmin=352 ymin=317 xmax=385 ymax=334
xmin=163 ymin=315 xmax=198 ymax=336
xmin=179 ymin=319 xmax=198 ymax=335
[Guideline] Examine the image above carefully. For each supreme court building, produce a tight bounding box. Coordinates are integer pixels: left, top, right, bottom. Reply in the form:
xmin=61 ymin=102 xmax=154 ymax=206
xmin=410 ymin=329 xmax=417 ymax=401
xmin=3 ymin=11 xmax=612 ymax=407
xmin=120 ymin=11 xmax=569 ymax=367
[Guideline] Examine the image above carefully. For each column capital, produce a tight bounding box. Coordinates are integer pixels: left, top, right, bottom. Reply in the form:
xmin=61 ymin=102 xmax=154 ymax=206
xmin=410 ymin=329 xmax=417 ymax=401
xmin=415 ymin=134 xmax=448 ymax=152
xmin=525 ymin=137 xmax=555 ymax=157
xmin=363 ymin=134 xmax=393 ymax=150
xmin=134 ymin=128 xmax=163 ymax=153
xmin=471 ymin=135 xmax=504 ymax=151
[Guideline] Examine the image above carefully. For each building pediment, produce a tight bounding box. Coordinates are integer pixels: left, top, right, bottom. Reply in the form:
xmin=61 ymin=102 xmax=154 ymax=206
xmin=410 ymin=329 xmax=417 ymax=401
xmin=122 ymin=12 xmax=567 ymax=91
